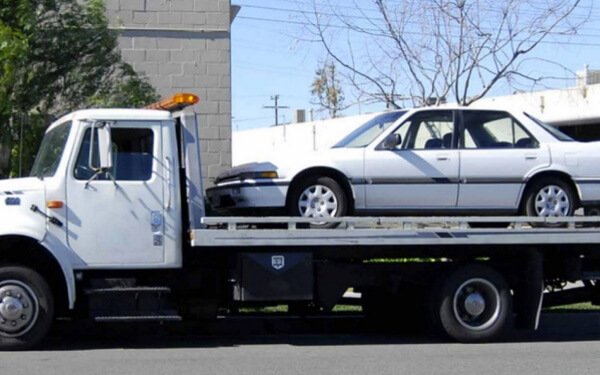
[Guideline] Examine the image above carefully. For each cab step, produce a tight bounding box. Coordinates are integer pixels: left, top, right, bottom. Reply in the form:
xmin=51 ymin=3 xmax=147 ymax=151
xmin=84 ymin=282 xmax=180 ymax=320
xmin=85 ymin=286 xmax=172 ymax=294
xmin=93 ymin=312 xmax=182 ymax=323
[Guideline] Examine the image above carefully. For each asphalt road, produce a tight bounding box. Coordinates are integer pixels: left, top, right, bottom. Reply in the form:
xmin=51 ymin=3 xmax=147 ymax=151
xmin=1 ymin=312 xmax=600 ymax=375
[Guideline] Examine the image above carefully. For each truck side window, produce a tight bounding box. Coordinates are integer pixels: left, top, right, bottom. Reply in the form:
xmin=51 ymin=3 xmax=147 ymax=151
xmin=74 ymin=128 xmax=154 ymax=181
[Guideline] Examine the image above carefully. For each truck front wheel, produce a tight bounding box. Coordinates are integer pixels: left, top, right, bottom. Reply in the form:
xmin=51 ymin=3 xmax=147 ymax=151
xmin=0 ymin=266 xmax=54 ymax=350
xmin=430 ymin=265 xmax=511 ymax=342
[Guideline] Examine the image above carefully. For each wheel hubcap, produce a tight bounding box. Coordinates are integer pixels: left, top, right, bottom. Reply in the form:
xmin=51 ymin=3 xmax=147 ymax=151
xmin=298 ymin=184 xmax=338 ymax=218
xmin=534 ymin=185 xmax=570 ymax=217
xmin=453 ymin=278 xmax=501 ymax=331
xmin=0 ymin=281 xmax=39 ymax=337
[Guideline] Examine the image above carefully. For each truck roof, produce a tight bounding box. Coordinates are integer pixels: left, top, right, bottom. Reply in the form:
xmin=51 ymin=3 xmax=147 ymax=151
xmin=49 ymin=108 xmax=174 ymax=131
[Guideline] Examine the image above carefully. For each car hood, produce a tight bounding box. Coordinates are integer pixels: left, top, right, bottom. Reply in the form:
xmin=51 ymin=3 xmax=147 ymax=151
xmin=215 ymin=161 xmax=280 ymax=183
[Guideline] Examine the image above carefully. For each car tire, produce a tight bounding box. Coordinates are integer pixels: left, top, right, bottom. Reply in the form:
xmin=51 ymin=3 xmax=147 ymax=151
xmin=0 ymin=265 xmax=54 ymax=350
xmin=429 ymin=264 xmax=512 ymax=343
xmin=287 ymin=176 xmax=347 ymax=228
xmin=524 ymin=177 xmax=575 ymax=227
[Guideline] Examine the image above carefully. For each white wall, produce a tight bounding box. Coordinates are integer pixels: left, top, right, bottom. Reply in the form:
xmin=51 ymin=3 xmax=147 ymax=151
xmin=233 ymin=113 xmax=375 ymax=165
xmin=473 ymin=83 xmax=600 ymax=127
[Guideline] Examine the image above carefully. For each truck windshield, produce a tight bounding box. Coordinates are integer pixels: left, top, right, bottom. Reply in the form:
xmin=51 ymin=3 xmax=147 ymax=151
xmin=30 ymin=121 xmax=72 ymax=178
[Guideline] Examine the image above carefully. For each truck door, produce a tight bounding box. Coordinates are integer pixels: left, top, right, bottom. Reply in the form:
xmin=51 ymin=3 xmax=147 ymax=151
xmin=65 ymin=120 xmax=168 ymax=266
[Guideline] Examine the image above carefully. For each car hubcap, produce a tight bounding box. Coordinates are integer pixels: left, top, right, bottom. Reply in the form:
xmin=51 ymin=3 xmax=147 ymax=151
xmin=298 ymin=184 xmax=338 ymax=218
xmin=453 ymin=278 xmax=501 ymax=331
xmin=0 ymin=281 xmax=39 ymax=338
xmin=534 ymin=185 xmax=570 ymax=217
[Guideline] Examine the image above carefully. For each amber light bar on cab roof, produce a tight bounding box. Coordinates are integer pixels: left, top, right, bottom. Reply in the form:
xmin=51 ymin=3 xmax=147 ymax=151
xmin=145 ymin=93 xmax=200 ymax=112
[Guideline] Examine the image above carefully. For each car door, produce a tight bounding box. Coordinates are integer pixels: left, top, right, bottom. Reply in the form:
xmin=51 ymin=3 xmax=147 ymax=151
xmin=457 ymin=110 xmax=551 ymax=209
xmin=363 ymin=110 xmax=459 ymax=210
xmin=66 ymin=120 xmax=167 ymax=266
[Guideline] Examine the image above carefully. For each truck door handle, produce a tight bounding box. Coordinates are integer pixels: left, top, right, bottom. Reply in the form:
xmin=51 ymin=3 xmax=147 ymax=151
xmin=165 ymin=156 xmax=172 ymax=210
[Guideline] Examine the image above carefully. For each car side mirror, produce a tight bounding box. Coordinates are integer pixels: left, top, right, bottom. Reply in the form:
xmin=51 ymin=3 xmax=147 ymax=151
xmin=382 ymin=133 xmax=402 ymax=150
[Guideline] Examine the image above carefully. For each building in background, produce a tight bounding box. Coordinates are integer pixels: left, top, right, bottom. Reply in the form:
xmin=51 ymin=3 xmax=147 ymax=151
xmin=105 ymin=0 xmax=239 ymax=188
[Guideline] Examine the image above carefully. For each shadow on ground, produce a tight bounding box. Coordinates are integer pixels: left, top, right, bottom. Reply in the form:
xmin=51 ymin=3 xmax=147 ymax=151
xmin=41 ymin=311 xmax=600 ymax=351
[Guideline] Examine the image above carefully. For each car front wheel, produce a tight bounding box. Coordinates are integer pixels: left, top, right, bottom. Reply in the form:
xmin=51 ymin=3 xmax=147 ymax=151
xmin=288 ymin=176 xmax=347 ymax=228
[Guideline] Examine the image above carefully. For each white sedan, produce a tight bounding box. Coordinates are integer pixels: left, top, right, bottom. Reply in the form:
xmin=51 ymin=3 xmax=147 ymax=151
xmin=206 ymin=107 xmax=600 ymax=224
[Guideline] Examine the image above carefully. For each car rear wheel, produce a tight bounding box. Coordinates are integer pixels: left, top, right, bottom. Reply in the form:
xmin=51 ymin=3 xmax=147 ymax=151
xmin=524 ymin=177 xmax=575 ymax=227
xmin=288 ymin=176 xmax=347 ymax=228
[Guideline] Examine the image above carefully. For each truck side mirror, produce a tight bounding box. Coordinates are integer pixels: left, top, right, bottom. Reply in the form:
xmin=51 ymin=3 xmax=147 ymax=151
xmin=382 ymin=133 xmax=402 ymax=150
xmin=97 ymin=123 xmax=113 ymax=170
xmin=89 ymin=122 xmax=113 ymax=171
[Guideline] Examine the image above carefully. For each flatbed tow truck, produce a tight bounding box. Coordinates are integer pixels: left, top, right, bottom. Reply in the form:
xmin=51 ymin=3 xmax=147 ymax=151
xmin=0 ymin=93 xmax=599 ymax=349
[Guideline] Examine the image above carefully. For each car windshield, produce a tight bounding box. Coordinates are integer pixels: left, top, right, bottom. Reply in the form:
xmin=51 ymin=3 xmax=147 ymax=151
xmin=30 ymin=121 xmax=72 ymax=178
xmin=332 ymin=111 xmax=407 ymax=148
xmin=524 ymin=113 xmax=574 ymax=142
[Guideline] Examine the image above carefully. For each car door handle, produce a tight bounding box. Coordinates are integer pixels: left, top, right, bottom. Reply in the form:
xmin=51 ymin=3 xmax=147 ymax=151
xmin=436 ymin=154 xmax=449 ymax=161
xmin=525 ymin=154 xmax=537 ymax=160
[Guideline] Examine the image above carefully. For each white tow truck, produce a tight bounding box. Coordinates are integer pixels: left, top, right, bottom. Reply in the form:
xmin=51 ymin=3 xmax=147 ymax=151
xmin=0 ymin=94 xmax=599 ymax=349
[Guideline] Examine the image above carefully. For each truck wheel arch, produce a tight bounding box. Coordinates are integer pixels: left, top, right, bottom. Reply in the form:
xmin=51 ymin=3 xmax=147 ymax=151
xmin=0 ymin=236 xmax=72 ymax=315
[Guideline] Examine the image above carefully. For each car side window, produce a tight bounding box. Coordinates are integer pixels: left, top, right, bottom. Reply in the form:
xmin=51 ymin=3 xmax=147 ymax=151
xmin=462 ymin=111 xmax=538 ymax=149
xmin=74 ymin=127 xmax=154 ymax=181
xmin=398 ymin=111 xmax=454 ymax=150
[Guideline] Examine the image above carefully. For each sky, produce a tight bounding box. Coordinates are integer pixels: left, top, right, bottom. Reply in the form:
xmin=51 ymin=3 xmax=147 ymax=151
xmin=231 ymin=0 xmax=600 ymax=131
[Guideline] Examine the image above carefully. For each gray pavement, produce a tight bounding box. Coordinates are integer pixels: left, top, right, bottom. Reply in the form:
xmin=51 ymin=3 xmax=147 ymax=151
xmin=1 ymin=312 xmax=600 ymax=375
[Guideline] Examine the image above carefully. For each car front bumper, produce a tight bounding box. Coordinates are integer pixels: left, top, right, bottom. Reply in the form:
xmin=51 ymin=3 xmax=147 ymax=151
xmin=206 ymin=181 xmax=289 ymax=212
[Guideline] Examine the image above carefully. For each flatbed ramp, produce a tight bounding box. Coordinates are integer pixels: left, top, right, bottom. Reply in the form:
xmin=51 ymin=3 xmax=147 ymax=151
xmin=194 ymin=216 xmax=600 ymax=247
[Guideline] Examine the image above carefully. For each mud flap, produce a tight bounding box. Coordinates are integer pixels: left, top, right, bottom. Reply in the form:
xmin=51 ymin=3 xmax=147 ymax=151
xmin=514 ymin=250 xmax=544 ymax=330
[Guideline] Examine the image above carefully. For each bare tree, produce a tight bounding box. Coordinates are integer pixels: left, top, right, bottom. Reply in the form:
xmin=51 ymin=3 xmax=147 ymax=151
xmin=303 ymin=0 xmax=587 ymax=107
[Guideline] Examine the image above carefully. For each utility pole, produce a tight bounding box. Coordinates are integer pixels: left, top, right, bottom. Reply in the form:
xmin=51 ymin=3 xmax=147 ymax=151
xmin=263 ymin=95 xmax=289 ymax=126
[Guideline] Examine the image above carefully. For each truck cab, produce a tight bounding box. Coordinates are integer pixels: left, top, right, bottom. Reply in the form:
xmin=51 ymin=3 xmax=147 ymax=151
xmin=0 ymin=94 xmax=200 ymax=349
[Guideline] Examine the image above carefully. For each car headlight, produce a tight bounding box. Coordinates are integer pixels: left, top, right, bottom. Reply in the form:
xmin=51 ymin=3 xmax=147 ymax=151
xmin=239 ymin=171 xmax=279 ymax=180
xmin=216 ymin=170 xmax=279 ymax=184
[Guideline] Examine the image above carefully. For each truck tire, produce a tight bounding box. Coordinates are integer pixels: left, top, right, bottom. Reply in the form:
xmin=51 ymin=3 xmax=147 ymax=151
xmin=0 ymin=266 xmax=54 ymax=350
xmin=287 ymin=176 xmax=347 ymax=228
xmin=430 ymin=264 xmax=511 ymax=342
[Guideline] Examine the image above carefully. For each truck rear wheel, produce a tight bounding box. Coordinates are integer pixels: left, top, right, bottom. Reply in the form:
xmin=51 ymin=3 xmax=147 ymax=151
xmin=0 ymin=266 xmax=54 ymax=350
xmin=430 ymin=264 xmax=511 ymax=342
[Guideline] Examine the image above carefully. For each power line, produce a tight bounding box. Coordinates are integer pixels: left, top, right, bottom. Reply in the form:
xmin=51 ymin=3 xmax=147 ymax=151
xmin=236 ymin=15 xmax=600 ymax=47
xmin=235 ymin=1 xmax=599 ymax=37
xmin=237 ymin=0 xmax=595 ymax=23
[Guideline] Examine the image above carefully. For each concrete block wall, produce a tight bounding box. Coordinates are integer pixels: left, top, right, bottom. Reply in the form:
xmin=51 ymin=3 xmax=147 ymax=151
xmin=104 ymin=0 xmax=233 ymax=188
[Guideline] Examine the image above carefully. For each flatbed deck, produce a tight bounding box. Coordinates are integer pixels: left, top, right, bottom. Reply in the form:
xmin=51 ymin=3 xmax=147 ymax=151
xmin=194 ymin=216 xmax=600 ymax=247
